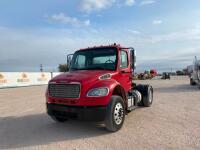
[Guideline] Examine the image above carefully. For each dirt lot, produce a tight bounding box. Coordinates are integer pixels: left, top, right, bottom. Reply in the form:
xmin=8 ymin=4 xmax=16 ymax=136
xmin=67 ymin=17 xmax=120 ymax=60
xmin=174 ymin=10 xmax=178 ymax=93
xmin=0 ymin=76 xmax=200 ymax=150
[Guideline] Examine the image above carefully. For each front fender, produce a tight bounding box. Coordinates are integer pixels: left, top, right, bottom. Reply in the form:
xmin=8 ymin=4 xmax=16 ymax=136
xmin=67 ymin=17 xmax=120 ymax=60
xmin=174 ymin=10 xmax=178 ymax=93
xmin=82 ymin=79 xmax=123 ymax=106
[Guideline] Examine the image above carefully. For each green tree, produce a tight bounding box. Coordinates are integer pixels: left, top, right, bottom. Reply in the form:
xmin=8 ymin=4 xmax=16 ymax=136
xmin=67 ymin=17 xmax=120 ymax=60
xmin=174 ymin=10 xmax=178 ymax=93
xmin=58 ymin=64 xmax=69 ymax=72
xmin=176 ymin=70 xmax=184 ymax=75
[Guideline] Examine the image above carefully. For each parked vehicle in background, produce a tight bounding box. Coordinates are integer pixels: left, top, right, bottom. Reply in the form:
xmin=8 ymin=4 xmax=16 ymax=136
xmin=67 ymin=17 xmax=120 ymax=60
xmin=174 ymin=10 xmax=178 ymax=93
xmin=161 ymin=72 xmax=170 ymax=80
xmin=136 ymin=69 xmax=157 ymax=80
xmin=150 ymin=69 xmax=158 ymax=78
xmin=46 ymin=44 xmax=154 ymax=132
xmin=189 ymin=56 xmax=200 ymax=88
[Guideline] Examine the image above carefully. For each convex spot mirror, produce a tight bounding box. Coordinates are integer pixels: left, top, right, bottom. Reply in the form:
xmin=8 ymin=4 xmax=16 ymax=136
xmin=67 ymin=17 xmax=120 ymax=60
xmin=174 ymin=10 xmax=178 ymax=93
xmin=67 ymin=54 xmax=73 ymax=68
xmin=131 ymin=49 xmax=136 ymax=70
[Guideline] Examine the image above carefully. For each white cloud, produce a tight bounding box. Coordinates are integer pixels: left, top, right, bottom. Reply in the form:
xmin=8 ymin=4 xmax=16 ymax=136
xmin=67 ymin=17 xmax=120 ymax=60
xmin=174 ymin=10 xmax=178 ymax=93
xmin=79 ymin=0 xmax=135 ymax=12
xmin=137 ymin=46 xmax=200 ymax=72
xmin=84 ymin=20 xmax=91 ymax=26
xmin=47 ymin=13 xmax=90 ymax=26
xmin=152 ymin=20 xmax=163 ymax=25
xmin=0 ymin=26 xmax=102 ymax=71
xmin=151 ymin=27 xmax=200 ymax=43
xmin=1 ymin=24 xmax=200 ymax=72
xmin=128 ymin=30 xmax=140 ymax=35
xmin=79 ymin=0 xmax=115 ymax=12
xmin=125 ymin=0 xmax=135 ymax=6
xmin=140 ymin=0 xmax=155 ymax=6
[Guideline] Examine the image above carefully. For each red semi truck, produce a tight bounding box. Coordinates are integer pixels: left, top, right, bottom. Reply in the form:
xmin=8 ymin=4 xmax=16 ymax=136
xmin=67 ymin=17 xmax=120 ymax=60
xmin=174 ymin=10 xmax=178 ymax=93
xmin=46 ymin=44 xmax=153 ymax=132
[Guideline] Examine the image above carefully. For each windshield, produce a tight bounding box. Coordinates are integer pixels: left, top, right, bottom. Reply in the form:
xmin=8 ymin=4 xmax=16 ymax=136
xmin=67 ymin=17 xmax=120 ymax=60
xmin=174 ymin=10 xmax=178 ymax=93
xmin=70 ymin=48 xmax=117 ymax=71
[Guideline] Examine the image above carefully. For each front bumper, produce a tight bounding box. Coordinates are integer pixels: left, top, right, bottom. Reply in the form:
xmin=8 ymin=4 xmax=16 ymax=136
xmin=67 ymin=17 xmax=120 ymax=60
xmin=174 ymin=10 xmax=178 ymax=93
xmin=47 ymin=103 xmax=107 ymax=121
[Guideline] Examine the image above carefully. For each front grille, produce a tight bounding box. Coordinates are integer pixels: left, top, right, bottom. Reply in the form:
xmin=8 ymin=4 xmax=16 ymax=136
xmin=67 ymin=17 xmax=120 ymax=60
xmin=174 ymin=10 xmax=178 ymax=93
xmin=49 ymin=84 xmax=80 ymax=98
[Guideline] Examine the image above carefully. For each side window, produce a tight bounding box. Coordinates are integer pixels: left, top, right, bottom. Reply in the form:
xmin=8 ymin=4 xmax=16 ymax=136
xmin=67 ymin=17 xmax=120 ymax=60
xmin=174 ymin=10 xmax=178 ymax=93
xmin=75 ymin=55 xmax=86 ymax=68
xmin=120 ymin=51 xmax=128 ymax=68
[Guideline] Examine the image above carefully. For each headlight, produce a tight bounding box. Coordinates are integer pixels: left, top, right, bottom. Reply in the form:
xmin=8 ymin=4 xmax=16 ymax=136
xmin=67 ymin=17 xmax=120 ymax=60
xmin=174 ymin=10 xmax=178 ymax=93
xmin=87 ymin=87 xmax=109 ymax=97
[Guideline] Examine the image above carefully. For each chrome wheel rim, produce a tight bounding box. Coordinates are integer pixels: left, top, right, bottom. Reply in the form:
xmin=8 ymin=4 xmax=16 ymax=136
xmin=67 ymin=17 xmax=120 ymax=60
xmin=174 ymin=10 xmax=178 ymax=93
xmin=114 ymin=102 xmax=124 ymax=125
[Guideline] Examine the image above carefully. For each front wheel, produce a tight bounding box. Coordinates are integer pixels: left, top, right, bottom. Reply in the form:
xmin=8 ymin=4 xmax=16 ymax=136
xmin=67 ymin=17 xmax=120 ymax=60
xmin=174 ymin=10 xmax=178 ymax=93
xmin=105 ymin=96 xmax=125 ymax=132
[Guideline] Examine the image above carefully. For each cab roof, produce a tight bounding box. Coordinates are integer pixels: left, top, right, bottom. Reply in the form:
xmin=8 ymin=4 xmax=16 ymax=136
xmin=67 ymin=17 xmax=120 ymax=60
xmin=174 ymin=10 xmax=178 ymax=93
xmin=78 ymin=43 xmax=133 ymax=51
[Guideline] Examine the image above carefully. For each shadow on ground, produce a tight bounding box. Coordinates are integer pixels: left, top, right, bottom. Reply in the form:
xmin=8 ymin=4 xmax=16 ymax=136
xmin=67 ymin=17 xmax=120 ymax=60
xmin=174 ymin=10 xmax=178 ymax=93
xmin=0 ymin=113 xmax=108 ymax=149
xmin=154 ymin=84 xmax=199 ymax=93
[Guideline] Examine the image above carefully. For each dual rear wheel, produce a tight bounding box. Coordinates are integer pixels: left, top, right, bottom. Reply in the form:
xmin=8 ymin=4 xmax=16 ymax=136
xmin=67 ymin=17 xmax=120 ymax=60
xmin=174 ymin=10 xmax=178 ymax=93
xmin=190 ymin=78 xmax=196 ymax=86
xmin=136 ymin=84 xmax=153 ymax=107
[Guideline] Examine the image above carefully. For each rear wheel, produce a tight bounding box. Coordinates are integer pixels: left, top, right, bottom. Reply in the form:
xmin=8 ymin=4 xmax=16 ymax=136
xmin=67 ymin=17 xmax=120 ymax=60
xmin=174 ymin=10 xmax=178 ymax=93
xmin=136 ymin=84 xmax=153 ymax=107
xmin=143 ymin=85 xmax=153 ymax=107
xmin=105 ymin=96 xmax=125 ymax=132
xmin=190 ymin=78 xmax=196 ymax=86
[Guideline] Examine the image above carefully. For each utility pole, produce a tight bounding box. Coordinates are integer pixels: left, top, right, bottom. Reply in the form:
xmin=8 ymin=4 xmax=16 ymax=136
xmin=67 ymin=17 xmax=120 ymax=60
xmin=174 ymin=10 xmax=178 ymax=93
xmin=40 ymin=64 xmax=43 ymax=72
xmin=195 ymin=56 xmax=197 ymax=70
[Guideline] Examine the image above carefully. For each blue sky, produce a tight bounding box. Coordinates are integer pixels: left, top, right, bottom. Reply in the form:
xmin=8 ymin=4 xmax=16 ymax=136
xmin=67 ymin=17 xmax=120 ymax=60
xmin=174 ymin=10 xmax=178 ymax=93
xmin=0 ymin=0 xmax=200 ymax=72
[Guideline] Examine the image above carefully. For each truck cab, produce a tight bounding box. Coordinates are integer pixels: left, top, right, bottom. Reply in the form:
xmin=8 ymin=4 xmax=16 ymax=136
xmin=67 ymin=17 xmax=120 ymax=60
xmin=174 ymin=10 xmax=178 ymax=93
xmin=46 ymin=44 xmax=153 ymax=132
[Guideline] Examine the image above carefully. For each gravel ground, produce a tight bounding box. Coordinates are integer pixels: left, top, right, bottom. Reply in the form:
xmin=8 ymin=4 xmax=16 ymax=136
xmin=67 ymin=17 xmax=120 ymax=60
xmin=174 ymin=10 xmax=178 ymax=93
xmin=0 ymin=76 xmax=200 ymax=150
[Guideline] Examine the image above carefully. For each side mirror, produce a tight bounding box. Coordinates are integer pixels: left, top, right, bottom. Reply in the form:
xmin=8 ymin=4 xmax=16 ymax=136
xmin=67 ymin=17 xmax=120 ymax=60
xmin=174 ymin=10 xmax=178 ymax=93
xmin=67 ymin=54 xmax=73 ymax=68
xmin=131 ymin=49 xmax=136 ymax=70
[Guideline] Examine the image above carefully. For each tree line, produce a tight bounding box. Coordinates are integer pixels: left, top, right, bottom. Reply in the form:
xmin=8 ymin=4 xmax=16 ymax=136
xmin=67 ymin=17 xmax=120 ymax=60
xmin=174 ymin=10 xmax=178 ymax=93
xmin=58 ymin=64 xmax=69 ymax=72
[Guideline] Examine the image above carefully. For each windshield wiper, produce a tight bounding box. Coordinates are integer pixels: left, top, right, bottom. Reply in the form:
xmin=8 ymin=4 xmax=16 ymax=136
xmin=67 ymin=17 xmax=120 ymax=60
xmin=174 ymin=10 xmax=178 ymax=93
xmin=86 ymin=66 xmax=106 ymax=70
xmin=70 ymin=67 xmax=90 ymax=71
xmin=71 ymin=66 xmax=111 ymax=71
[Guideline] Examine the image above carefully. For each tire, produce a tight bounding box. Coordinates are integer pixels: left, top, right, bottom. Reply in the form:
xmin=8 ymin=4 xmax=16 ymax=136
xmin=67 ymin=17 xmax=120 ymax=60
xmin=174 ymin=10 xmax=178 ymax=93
xmin=105 ymin=96 xmax=125 ymax=132
xmin=190 ymin=78 xmax=196 ymax=86
xmin=135 ymin=84 xmax=145 ymax=106
xmin=51 ymin=116 xmax=68 ymax=122
xmin=135 ymin=84 xmax=153 ymax=107
xmin=198 ymin=70 xmax=200 ymax=80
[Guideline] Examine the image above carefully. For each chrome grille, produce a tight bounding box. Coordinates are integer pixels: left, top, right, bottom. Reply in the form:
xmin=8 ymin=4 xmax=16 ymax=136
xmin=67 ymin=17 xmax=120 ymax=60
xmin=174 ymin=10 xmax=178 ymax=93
xmin=48 ymin=84 xmax=80 ymax=98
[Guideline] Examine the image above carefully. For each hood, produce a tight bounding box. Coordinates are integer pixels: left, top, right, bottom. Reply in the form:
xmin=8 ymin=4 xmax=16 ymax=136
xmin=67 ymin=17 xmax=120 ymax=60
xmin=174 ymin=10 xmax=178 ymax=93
xmin=50 ymin=70 xmax=114 ymax=84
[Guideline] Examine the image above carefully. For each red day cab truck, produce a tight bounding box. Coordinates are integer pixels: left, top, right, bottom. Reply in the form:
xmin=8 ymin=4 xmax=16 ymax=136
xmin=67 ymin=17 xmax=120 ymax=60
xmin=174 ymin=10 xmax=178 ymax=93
xmin=46 ymin=44 xmax=153 ymax=132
